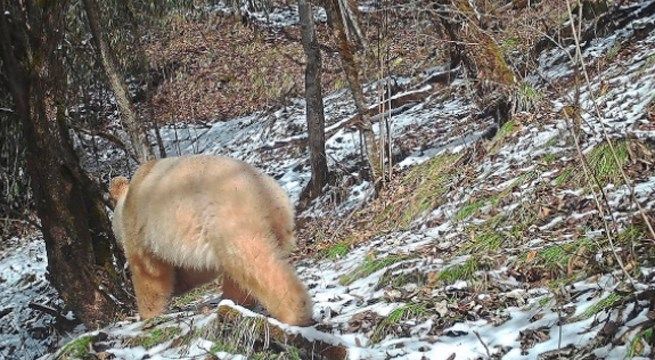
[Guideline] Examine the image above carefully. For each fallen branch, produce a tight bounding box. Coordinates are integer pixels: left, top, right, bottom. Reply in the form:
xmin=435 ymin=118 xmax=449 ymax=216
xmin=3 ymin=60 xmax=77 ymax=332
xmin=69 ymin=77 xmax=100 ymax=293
xmin=70 ymin=124 xmax=137 ymax=162
xmin=28 ymin=302 xmax=76 ymax=325
xmin=262 ymin=85 xmax=434 ymax=150
xmin=473 ymin=330 xmax=492 ymax=358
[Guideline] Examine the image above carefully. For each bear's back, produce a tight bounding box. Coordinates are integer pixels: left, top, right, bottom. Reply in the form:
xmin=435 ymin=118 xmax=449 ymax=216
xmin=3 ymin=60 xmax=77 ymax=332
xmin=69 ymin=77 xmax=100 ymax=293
xmin=120 ymin=155 xmax=294 ymax=269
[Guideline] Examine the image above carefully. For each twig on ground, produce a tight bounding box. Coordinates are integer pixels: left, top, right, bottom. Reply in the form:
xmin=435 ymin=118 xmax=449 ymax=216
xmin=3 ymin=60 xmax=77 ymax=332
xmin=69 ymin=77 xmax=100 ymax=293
xmin=473 ymin=330 xmax=492 ymax=358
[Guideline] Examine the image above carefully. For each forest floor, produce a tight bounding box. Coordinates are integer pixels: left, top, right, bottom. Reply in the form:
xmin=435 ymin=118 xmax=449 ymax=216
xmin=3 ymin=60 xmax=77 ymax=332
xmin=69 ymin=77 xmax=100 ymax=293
xmin=1 ymin=0 xmax=655 ymax=359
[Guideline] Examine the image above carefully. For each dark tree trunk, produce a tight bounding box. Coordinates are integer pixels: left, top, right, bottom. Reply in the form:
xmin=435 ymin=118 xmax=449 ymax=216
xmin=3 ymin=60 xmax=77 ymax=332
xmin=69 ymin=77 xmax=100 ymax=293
xmin=0 ymin=0 xmax=132 ymax=326
xmin=298 ymin=0 xmax=328 ymax=200
xmin=82 ymin=0 xmax=154 ymax=163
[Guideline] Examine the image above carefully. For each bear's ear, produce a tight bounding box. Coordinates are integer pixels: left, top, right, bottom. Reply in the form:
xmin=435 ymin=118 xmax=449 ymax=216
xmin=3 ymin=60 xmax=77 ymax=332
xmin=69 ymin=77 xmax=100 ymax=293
xmin=109 ymin=176 xmax=130 ymax=204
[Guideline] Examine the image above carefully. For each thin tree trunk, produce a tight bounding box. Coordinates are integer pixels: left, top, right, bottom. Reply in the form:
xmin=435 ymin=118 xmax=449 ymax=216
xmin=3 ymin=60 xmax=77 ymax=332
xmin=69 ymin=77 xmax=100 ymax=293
xmin=82 ymin=0 xmax=154 ymax=163
xmin=0 ymin=0 xmax=132 ymax=326
xmin=298 ymin=0 xmax=329 ymax=200
xmin=324 ymin=0 xmax=382 ymax=184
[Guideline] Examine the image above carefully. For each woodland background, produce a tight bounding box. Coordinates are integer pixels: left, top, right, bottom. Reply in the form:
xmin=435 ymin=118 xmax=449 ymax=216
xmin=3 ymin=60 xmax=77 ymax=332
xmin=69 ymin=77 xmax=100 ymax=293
xmin=1 ymin=0 xmax=655 ymax=359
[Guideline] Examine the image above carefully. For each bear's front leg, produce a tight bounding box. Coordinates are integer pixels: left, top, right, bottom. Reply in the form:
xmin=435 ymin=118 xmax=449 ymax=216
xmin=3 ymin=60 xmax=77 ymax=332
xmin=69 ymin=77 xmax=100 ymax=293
xmin=128 ymin=250 xmax=175 ymax=319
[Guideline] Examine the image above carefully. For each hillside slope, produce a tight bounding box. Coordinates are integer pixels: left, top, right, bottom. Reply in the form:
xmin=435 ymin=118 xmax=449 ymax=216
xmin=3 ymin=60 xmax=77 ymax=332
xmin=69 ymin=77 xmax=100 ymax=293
xmin=4 ymin=1 xmax=654 ymax=359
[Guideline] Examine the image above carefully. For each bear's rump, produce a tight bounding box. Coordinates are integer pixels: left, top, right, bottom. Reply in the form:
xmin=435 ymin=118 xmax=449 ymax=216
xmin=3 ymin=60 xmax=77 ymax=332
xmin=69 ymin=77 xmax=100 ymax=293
xmin=140 ymin=198 xmax=223 ymax=270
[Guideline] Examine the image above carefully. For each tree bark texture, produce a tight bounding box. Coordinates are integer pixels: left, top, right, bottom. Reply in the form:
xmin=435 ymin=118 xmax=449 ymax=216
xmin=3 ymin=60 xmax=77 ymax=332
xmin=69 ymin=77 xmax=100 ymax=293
xmin=0 ymin=0 xmax=132 ymax=326
xmin=323 ymin=0 xmax=382 ymax=183
xmin=436 ymin=0 xmax=516 ymax=124
xmin=298 ymin=0 xmax=329 ymax=200
xmin=82 ymin=0 xmax=154 ymax=163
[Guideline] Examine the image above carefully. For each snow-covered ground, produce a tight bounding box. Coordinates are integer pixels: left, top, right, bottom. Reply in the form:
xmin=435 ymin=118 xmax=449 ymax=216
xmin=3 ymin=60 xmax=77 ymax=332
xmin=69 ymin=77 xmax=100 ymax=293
xmin=2 ymin=1 xmax=655 ymax=359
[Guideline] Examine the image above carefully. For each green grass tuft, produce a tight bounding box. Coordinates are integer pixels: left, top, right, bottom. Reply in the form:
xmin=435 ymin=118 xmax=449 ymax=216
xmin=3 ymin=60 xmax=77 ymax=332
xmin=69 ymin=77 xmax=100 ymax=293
xmin=534 ymin=238 xmax=594 ymax=270
xmin=628 ymin=327 xmax=654 ymax=358
xmin=461 ymin=230 xmax=503 ymax=255
xmin=376 ymin=269 xmax=427 ymax=290
xmin=438 ymin=258 xmax=479 ymax=284
xmin=370 ymin=303 xmax=428 ymax=343
xmin=500 ymin=37 xmax=519 ymax=52
xmin=396 ymin=154 xmax=460 ymax=227
xmin=373 ymin=154 xmax=460 ymax=230
xmin=542 ymin=153 xmax=558 ymax=165
xmin=57 ymin=335 xmax=94 ymax=360
xmin=554 ymin=168 xmax=573 ymax=187
xmin=544 ymin=136 xmax=559 ymax=148
xmin=573 ymin=293 xmax=622 ymax=321
xmin=455 ymin=199 xmax=487 ymax=222
xmin=172 ymin=283 xmax=214 ymax=308
xmin=210 ymin=340 xmax=239 ymax=354
xmin=340 ymin=254 xmax=407 ymax=286
xmin=128 ymin=326 xmax=182 ymax=349
xmin=322 ymin=242 xmax=350 ymax=260
xmin=617 ymin=225 xmax=645 ymax=245
xmin=606 ymin=42 xmax=621 ymax=61
xmin=538 ymin=296 xmax=553 ymax=308
xmin=497 ymin=119 xmax=517 ymax=139
xmin=575 ymin=141 xmax=630 ymax=188
xmin=516 ymin=83 xmax=543 ymax=112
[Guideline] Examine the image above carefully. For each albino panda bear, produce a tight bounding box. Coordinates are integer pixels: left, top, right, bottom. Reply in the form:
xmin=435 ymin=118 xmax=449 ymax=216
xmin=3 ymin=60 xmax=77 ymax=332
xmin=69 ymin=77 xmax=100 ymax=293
xmin=109 ymin=155 xmax=313 ymax=326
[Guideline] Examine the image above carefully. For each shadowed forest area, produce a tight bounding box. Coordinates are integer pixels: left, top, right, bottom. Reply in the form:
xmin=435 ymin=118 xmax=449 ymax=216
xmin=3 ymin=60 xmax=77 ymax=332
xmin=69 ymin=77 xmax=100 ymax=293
xmin=1 ymin=0 xmax=655 ymax=359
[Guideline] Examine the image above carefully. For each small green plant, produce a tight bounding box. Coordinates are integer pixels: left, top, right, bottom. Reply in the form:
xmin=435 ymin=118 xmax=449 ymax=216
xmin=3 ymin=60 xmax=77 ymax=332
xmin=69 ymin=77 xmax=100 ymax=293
xmin=575 ymin=141 xmax=630 ymax=188
xmin=547 ymin=277 xmax=572 ymax=291
xmin=340 ymin=254 xmax=407 ymax=286
xmin=57 ymin=335 xmax=94 ymax=360
xmin=455 ymin=199 xmax=487 ymax=222
xmin=509 ymin=170 xmax=539 ymax=192
xmin=172 ymin=283 xmax=213 ymax=308
xmin=534 ymin=238 xmax=595 ymax=271
xmin=508 ymin=206 xmax=537 ymax=242
xmin=461 ymin=230 xmax=503 ymax=255
xmin=554 ymin=168 xmax=573 ymax=187
xmin=538 ymin=296 xmax=553 ymax=308
xmin=606 ymin=42 xmax=621 ymax=61
xmin=376 ymin=153 xmax=459 ymax=228
xmin=500 ymin=37 xmax=519 ymax=53
xmin=640 ymin=54 xmax=655 ymax=73
xmin=488 ymin=119 xmax=519 ymax=154
xmin=332 ymin=77 xmax=349 ymax=90
xmin=627 ymin=327 xmax=654 ymax=358
xmin=544 ymin=136 xmax=559 ymax=148
xmin=573 ymin=292 xmax=622 ymax=321
xmin=128 ymin=326 xmax=182 ymax=349
xmin=498 ymin=119 xmax=517 ymax=139
xmin=438 ymin=258 xmax=479 ymax=284
xmin=370 ymin=303 xmax=428 ymax=343
xmin=210 ymin=340 xmax=239 ymax=354
xmin=539 ymin=244 xmax=567 ymax=267
xmin=542 ymin=153 xmax=558 ymax=165
xmin=322 ymin=242 xmax=350 ymax=260
xmin=284 ymin=346 xmax=302 ymax=360
xmin=516 ymin=82 xmax=543 ymax=112
xmin=376 ymin=269 xmax=427 ymax=290
xmin=617 ymin=225 xmax=645 ymax=245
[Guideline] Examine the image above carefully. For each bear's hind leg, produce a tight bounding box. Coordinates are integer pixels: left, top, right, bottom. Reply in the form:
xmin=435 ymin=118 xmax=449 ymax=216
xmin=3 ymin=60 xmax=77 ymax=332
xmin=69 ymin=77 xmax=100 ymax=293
xmin=222 ymin=275 xmax=257 ymax=308
xmin=129 ymin=250 xmax=175 ymax=319
xmin=214 ymin=231 xmax=313 ymax=326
